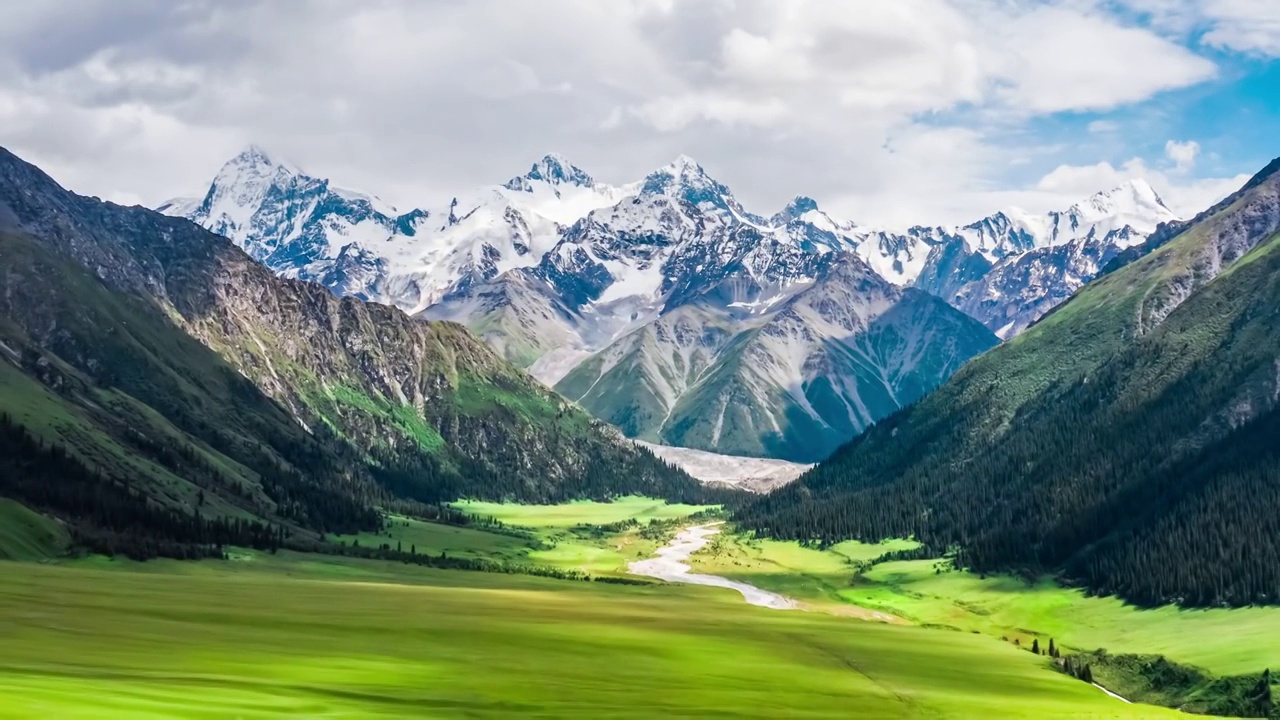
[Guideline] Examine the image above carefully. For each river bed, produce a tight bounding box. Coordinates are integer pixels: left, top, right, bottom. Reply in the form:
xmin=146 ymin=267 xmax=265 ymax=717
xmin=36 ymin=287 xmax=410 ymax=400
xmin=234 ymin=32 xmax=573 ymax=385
xmin=628 ymin=523 xmax=797 ymax=610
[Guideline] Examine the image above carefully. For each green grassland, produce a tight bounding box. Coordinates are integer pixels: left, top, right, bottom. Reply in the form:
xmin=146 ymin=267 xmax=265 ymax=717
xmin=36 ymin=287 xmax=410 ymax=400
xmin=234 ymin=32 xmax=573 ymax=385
xmin=0 ymin=499 xmax=68 ymax=561
xmin=330 ymin=498 xmax=716 ymax=579
xmin=691 ymin=532 xmax=1280 ymax=679
xmin=452 ymin=496 xmax=715 ymax=527
xmin=847 ymin=560 xmax=1280 ymax=678
xmin=0 ymin=558 xmax=1175 ymax=719
xmin=0 ymin=497 xmax=1256 ymax=717
xmin=334 ymin=515 xmax=539 ymax=563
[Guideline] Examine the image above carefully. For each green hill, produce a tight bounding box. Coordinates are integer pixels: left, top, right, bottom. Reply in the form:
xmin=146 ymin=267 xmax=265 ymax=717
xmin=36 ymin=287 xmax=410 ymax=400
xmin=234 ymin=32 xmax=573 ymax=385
xmin=739 ymin=156 xmax=1280 ymax=608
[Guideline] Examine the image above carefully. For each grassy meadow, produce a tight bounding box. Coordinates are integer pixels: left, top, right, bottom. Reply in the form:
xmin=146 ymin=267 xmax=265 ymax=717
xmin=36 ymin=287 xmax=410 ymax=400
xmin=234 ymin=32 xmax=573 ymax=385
xmin=451 ymin=496 xmax=716 ymax=527
xmin=0 ymin=556 xmax=1173 ymax=719
xmin=691 ymin=532 xmax=1280 ymax=678
xmin=0 ymin=496 xmax=1250 ymax=717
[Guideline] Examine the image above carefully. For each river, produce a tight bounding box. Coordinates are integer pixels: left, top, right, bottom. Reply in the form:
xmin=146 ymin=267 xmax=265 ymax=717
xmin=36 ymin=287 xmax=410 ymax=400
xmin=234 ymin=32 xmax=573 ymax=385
xmin=628 ymin=523 xmax=798 ymax=610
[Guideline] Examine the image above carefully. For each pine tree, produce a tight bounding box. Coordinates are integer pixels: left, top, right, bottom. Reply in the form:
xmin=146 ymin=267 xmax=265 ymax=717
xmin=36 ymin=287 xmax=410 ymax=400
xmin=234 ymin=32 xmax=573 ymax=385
xmin=1032 ymin=639 xmax=1040 ymax=655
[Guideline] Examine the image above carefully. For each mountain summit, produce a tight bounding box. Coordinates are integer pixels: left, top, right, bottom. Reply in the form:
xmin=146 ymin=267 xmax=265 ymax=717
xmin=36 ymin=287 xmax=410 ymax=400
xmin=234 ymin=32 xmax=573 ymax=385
xmin=505 ymin=153 xmax=596 ymax=190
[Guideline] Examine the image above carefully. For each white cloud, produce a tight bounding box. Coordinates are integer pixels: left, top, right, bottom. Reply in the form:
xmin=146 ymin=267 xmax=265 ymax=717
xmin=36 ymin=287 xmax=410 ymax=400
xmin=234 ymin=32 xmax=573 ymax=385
xmin=1122 ymin=0 xmax=1280 ymax=56
xmin=0 ymin=0 xmax=1257 ymax=230
xmin=1165 ymin=139 xmax=1201 ymax=171
xmin=978 ymin=5 xmax=1217 ymax=114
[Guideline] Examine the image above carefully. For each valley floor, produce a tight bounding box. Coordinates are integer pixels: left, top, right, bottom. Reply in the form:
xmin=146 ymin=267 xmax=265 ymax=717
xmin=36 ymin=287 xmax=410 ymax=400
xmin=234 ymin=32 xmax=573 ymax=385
xmin=689 ymin=531 xmax=1280 ymax=679
xmin=0 ymin=498 xmax=1229 ymax=718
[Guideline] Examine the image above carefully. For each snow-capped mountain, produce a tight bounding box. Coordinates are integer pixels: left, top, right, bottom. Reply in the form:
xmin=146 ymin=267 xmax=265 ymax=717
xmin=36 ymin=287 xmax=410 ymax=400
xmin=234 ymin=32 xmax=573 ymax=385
xmin=421 ymin=157 xmax=996 ymax=461
xmin=860 ymin=180 xmax=1180 ymax=337
xmin=161 ymin=147 xmax=627 ymax=313
xmin=164 ymin=147 xmax=1176 ymax=460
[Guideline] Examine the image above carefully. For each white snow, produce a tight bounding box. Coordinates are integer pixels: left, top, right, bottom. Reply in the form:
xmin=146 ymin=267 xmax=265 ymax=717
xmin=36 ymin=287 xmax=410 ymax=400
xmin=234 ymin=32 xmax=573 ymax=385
xmin=852 ymin=181 xmax=1179 ymax=286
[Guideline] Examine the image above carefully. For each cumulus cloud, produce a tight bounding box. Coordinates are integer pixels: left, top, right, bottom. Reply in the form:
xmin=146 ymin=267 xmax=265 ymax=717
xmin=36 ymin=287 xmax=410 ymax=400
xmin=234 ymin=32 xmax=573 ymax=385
xmin=0 ymin=0 xmax=1264 ymax=227
xmin=1165 ymin=139 xmax=1201 ymax=171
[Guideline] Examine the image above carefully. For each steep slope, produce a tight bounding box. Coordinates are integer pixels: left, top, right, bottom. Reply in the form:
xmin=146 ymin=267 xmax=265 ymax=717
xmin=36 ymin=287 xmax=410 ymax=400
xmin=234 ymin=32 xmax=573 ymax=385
xmin=0 ymin=498 xmax=69 ymax=560
xmin=558 ymin=255 xmax=997 ymax=461
xmin=0 ymin=146 xmax=718 ymax=551
xmin=738 ymin=158 xmax=1280 ymax=607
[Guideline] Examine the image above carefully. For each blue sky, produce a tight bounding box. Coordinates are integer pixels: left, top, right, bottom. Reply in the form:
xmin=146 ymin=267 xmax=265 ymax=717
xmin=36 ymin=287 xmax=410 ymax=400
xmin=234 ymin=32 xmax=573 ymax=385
xmin=0 ymin=0 xmax=1276 ymax=228
xmin=999 ymin=48 xmax=1279 ymax=188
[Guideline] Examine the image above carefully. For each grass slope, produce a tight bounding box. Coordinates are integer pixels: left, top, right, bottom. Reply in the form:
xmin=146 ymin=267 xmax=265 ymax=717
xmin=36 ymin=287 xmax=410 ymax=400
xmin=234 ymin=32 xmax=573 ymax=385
xmin=0 ymin=499 xmax=68 ymax=561
xmin=0 ymin=559 xmax=1175 ymax=719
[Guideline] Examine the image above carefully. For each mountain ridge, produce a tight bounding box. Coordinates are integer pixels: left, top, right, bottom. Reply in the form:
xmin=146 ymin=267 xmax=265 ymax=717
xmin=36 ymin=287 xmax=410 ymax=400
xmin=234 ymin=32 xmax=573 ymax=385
xmin=163 ymin=146 xmax=1181 ymax=460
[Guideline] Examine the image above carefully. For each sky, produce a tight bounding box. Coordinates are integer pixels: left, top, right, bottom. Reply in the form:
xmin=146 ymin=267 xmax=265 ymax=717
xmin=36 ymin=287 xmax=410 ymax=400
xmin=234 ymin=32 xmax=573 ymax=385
xmin=0 ymin=0 xmax=1277 ymax=229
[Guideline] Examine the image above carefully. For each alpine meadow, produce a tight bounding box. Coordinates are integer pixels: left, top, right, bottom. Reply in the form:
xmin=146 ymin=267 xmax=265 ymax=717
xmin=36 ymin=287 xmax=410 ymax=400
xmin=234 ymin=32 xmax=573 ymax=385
xmin=2 ymin=2 xmax=1280 ymax=718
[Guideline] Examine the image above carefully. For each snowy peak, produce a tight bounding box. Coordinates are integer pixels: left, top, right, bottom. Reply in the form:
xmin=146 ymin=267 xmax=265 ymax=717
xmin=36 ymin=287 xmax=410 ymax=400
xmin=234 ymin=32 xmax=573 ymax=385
xmin=1070 ymin=179 xmax=1176 ymax=230
xmin=217 ymin=144 xmax=304 ymax=186
xmin=772 ymin=195 xmax=821 ymax=225
xmin=639 ymin=155 xmax=741 ymax=214
xmin=504 ymin=153 xmax=595 ymax=190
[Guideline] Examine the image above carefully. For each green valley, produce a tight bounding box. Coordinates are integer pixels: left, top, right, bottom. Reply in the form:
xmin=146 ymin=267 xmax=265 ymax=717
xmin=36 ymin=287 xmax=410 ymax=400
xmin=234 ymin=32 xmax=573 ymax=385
xmin=0 ymin=497 xmax=1182 ymax=719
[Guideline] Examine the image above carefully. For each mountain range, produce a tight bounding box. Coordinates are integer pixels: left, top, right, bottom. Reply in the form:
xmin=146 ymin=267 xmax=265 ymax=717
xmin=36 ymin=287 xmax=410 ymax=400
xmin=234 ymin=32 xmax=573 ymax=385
xmin=0 ymin=146 xmax=721 ymax=556
xmin=163 ymin=148 xmax=1181 ymax=460
xmin=738 ymin=155 xmax=1280 ymax=608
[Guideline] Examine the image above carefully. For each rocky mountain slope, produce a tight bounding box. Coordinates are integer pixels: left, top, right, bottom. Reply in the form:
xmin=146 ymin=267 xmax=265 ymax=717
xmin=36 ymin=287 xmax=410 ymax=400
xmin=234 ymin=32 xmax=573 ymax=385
xmin=869 ymin=180 xmax=1180 ymax=337
xmin=0 ymin=146 xmax=720 ymax=551
xmin=166 ymin=148 xmax=1177 ymax=460
xmin=555 ymin=253 xmax=997 ymax=461
xmin=737 ymin=156 xmax=1280 ymax=608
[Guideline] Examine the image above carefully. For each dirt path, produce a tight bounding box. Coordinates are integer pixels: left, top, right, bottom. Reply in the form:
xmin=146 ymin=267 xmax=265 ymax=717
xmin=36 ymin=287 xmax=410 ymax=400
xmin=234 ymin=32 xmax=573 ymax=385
xmin=628 ymin=523 xmax=798 ymax=610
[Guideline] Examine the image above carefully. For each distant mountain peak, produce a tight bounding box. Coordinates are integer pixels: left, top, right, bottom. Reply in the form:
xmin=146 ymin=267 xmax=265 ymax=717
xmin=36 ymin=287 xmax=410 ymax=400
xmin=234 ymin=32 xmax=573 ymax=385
xmin=1071 ymin=178 xmax=1177 ymax=227
xmin=770 ymin=195 xmax=822 ymax=226
xmin=226 ymin=143 xmax=303 ymax=177
xmin=668 ymin=154 xmax=701 ymax=172
xmin=506 ymin=153 xmax=595 ymax=190
xmin=640 ymin=155 xmax=738 ymax=212
xmin=785 ymin=195 xmax=819 ymax=216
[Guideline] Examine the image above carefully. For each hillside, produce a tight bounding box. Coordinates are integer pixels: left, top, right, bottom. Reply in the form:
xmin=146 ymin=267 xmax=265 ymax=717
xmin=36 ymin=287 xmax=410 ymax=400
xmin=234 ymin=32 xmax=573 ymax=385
xmin=737 ymin=157 xmax=1280 ymax=607
xmin=0 ymin=146 xmax=721 ymax=556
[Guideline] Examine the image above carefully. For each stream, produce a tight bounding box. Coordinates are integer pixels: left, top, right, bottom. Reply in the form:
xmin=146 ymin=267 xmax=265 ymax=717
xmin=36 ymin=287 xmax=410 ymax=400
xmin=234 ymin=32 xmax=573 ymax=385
xmin=628 ymin=523 xmax=798 ymax=610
